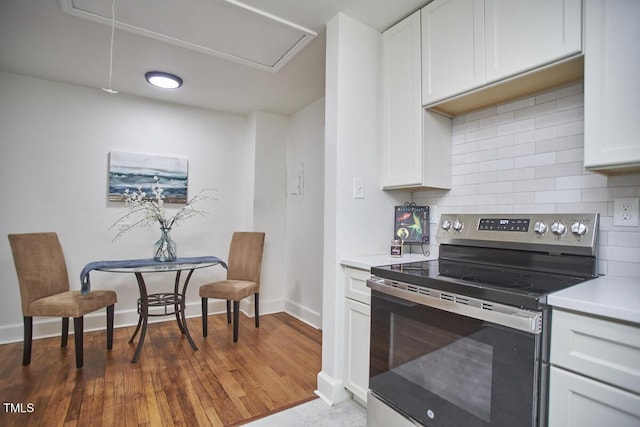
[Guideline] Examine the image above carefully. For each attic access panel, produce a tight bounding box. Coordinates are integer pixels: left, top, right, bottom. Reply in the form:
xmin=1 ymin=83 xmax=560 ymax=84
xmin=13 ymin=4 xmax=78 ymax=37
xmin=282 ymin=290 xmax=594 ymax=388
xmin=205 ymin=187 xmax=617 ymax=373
xmin=60 ymin=0 xmax=317 ymax=72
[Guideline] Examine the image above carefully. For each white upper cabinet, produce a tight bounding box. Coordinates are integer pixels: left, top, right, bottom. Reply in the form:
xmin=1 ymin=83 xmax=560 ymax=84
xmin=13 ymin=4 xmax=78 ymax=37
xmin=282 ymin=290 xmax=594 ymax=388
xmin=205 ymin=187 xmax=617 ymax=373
xmin=422 ymin=0 xmax=583 ymax=109
xmin=485 ymin=0 xmax=582 ymax=83
xmin=583 ymin=0 xmax=640 ymax=173
xmin=421 ymin=0 xmax=485 ymax=105
xmin=381 ymin=11 xmax=452 ymax=190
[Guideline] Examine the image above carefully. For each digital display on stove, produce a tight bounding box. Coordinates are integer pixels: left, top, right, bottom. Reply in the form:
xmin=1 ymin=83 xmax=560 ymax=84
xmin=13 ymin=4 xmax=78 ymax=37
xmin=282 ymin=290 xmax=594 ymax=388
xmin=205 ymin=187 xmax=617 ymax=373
xmin=478 ymin=218 xmax=530 ymax=232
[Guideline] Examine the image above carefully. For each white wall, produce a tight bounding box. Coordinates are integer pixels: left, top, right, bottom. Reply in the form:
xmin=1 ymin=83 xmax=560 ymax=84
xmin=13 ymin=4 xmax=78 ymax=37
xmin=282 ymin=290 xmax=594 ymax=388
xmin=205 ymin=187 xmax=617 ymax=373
xmin=1 ymin=72 xmax=323 ymax=343
xmin=414 ymin=83 xmax=640 ymax=278
xmin=318 ymin=13 xmax=407 ymax=405
xmin=286 ymin=97 xmax=326 ymax=327
xmin=249 ymin=111 xmax=288 ymax=316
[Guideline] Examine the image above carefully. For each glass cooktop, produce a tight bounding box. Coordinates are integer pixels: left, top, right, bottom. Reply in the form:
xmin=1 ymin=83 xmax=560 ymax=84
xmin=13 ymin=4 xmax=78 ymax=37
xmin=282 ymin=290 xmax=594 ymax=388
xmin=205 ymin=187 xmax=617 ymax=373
xmin=371 ymin=260 xmax=590 ymax=310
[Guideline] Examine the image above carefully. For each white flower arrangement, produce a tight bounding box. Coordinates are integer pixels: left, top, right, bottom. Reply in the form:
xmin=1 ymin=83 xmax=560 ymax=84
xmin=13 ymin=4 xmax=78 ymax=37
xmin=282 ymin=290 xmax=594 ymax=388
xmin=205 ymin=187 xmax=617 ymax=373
xmin=111 ymin=176 xmax=216 ymax=241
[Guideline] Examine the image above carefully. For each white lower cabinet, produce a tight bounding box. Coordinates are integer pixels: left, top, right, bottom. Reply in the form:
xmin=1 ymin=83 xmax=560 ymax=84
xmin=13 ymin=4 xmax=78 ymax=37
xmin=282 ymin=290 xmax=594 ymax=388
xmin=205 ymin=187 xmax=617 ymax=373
xmin=549 ymin=367 xmax=640 ymax=427
xmin=343 ymin=266 xmax=371 ymax=405
xmin=548 ymin=309 xmax=640 ymax=427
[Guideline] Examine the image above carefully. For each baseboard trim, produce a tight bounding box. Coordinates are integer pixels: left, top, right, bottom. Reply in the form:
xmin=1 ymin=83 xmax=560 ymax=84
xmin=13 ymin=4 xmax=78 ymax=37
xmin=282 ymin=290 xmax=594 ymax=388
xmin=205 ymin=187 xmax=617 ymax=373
xmin=315 ymin=371 xmax=352 ymax=406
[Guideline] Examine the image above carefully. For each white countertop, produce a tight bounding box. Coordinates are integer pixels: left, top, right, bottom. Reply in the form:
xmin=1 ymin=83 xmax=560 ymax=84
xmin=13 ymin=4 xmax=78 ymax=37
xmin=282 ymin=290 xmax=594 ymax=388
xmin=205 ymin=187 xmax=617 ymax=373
xmin=340 ymin=248 xmax=437 ymax=270
xmin=548 ymin=275 xmax=640 ymax=325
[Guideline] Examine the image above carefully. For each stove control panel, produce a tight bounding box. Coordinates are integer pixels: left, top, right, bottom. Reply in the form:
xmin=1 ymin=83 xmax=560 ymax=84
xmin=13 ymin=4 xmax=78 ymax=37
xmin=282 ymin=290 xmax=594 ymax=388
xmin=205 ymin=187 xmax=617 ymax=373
xmin=437 ymin=213 xmax=599 ymax=256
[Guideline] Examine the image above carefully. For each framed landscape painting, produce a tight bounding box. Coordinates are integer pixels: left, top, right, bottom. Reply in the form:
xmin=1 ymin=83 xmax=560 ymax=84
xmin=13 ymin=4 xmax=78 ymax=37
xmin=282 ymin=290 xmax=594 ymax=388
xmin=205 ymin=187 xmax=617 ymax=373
xmin=108 ymin=152 xmax=188 ymax=203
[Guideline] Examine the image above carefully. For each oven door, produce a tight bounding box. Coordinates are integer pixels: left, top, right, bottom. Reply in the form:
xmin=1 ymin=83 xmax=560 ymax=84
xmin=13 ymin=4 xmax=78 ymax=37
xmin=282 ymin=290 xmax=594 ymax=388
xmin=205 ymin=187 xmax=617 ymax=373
xmin=369 ymin=283 xmax=543 ymax=427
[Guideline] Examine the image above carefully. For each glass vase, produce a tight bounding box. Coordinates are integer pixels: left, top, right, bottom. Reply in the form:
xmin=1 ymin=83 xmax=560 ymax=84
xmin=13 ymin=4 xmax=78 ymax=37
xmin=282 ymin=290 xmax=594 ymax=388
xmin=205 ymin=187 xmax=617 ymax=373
xmin=154 ymin=227 xmax=177 ymax=262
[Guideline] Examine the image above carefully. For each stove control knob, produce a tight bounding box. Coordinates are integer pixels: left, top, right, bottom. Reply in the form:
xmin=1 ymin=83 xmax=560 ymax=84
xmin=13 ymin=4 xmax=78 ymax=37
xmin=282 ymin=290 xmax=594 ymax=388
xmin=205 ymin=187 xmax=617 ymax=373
xmin=571 ymin=221 xmax=588 ymax=236
xmin=551 ymin=221 xmax=567 ymax=236
xmin=533 ymin=221 xmax=548 ymax=234
xmin=441 ymin=219 xmax=451 ymax=231
xmin=453 ymin=219 xmax=464 ymax=231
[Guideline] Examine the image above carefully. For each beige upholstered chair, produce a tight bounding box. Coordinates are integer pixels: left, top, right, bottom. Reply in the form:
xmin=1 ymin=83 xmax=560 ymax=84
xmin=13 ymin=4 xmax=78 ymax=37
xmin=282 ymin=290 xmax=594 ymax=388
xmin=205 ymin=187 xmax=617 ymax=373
xmin=200 ymin=232 xmax=265 ymax=342
xmin=8 ymin=232 xmax=117 ymax=368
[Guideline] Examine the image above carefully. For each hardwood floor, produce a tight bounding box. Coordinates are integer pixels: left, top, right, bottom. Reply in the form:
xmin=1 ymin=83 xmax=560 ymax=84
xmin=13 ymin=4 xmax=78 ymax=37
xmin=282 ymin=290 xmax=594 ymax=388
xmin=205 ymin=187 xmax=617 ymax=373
xmin=0 ymin=312 xmax=322 ymax=427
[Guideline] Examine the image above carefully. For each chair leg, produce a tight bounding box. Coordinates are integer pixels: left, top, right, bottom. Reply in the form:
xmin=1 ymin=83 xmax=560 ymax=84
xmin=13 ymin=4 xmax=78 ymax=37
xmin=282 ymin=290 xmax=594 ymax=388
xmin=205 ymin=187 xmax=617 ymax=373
xmin=61 ymin=317 xmax=69 ymax=347
xmin=106 ymin=305 xmax=114 ymax=350
xmin=226 ymin=300 xmax=232 ymax=324
xmin=201 ymin=297 xmax=208 ymax=337
xmin=232 ymin=301 xmax=239 ymax=342
xmin=23 ymin=316 xmax=32 ymax=366
xmin=255 ymin=293 xmax=260 ymax=328
xmin=73 ymin=317 xmax=84 ymax=369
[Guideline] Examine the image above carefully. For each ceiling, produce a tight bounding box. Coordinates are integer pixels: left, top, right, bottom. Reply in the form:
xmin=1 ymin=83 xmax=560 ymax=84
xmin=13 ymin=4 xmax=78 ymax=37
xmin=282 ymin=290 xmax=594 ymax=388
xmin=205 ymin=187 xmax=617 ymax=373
xmin=0 ymin=0 xmax=430 ymax=116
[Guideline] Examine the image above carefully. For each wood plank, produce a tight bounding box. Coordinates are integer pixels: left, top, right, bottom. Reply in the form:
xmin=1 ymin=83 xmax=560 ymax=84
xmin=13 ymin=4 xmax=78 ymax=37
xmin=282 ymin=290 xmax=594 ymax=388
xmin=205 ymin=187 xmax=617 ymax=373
xmin=0 ymin=313 xmax=321 ymax=427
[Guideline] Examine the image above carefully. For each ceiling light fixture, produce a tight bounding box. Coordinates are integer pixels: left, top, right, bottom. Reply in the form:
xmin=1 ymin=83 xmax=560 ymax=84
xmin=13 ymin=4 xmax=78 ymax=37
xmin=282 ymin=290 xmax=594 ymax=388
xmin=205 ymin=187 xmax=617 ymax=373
xmin=145 ymin=71 xmax=183 ymax=89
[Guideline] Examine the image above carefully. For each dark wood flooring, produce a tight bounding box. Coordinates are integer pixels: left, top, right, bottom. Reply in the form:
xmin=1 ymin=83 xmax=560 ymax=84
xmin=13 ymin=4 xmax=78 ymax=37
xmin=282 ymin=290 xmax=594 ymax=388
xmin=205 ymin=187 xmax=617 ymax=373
xmin=0 ymin=312 xmax=322 ymax=426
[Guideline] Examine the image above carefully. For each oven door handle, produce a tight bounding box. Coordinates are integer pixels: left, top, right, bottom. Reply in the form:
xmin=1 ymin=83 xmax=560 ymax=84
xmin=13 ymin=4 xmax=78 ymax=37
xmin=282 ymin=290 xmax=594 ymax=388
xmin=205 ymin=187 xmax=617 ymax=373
xmin=367 ymin=278 xmax=542 ymax=334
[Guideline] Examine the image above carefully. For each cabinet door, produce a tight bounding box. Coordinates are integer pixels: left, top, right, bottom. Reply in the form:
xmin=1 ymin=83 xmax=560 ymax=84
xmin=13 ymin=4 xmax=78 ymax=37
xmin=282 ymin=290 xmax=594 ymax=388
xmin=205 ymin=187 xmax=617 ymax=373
xmin=344 ymin=266 xmax=371 ymax=305
xmin=485 ymin=0 xmax=582 ymax=83
xmin=344 ymin=298 xmax=371 ymax=405
xmin=381 ymin=11 xmax=423 ymax=188
xmin=584 ymin=0 xmax=640 ymax=172
xmin=421 ymin=0 xmax=485 ymax=105
xmin=549 ymin=367 xmax=640 ymax=427
xmin=551 ymin=309 xmax=640 ymax=395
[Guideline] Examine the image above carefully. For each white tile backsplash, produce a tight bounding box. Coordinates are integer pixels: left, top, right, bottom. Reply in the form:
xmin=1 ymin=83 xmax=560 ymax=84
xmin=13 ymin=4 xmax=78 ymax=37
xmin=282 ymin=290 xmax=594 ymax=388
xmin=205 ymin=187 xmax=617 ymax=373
xmin=414 ymin=83 xmax=640 ymax=279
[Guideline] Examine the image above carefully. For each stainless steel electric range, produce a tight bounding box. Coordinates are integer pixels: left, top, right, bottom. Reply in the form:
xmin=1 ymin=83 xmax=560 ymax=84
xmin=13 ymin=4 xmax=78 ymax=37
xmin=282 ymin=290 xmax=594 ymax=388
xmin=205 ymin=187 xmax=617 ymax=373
xmin=367 ymin=213 xmax=599 ymax=427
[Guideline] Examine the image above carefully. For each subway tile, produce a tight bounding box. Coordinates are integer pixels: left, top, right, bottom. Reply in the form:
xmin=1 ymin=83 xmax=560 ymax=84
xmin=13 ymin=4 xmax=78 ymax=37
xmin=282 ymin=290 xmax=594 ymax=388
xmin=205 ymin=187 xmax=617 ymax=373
xmin=497 ymin=143 xmax=535 ymax=159
xmin=465 ymin=126 xmax=498 ymax=143
xmin=452 ymin=163 xmax=480 ymax=176
xmin=556 ymin=148 xmax=584 ymax=164
xmin=535 ymin=162 xmax=584 ymax=178
xmin=535 ymin=82 xmax=584 ymax=104
xmin=606 ymin=261 xmax=640 ymax=279
xmin=515 ymin=127 xmax=556 ymax=145
xmin=478 ymin=158 xmax=514 ymax=172
xmin=452 ymin=133 xmax=466 ymax=145
xmin=452 ymin=154 xmax=466 ymax=165
xmin=412 ymin=84 xmax=638 ymax=277
xmin=496 ymin=167 xmax=535 ymax=182
xmin=497 ymin=118 xmax=536 ymax=136
xmin=514 ymin=152 xmax=556 ymax=168
xmin=452 ymin=119 xmax=479 ymax=135
xmin=479 ymin=205 xmax=514 ymax=213
xmin=464 ymin=106 xmax=498 ymax=122
xmin=497 ymin=96 xmax=536 ymax=114
xmin=556 ymin=120 xmax=584 ymax=137
xmin=479 ymin=111 xmax=515 ymax=130
xmin=609 ymin=231 xmax=640 ymax=247
xmin=464 ymin=171 xmax=497 ymax=184
xmin=557 ymin=93 xmax=584 ymax=111
xmin=479 ymin=181 xmax=514 ymax=194
xmin=535 ymin=190 xmax=582 ymax=203
xmin=582 ymin=188 xmax=611 ymax=202
xmin=513 ymin=101 xmax=557 ymax=121
xmin=535 ymin=107 xmax=584 ymax=129
xmin=452 ymin=175 xmax=466 ymax=186
xmin=478 ymin=134 xmax=515 ymax=150
xmin=514 ymin=178 xmax=556 ymax=192
xmin=496 ymin=191 xmax=534 ymax=205
xmin=512 ymin=204 xmax=555 ymax=213
xmin=465 ymin=149 xmax=497 ymax=164
xmin=599 ymin=246 xmax=640 ymax=263
xmin=536 ymin=134 xmax=583 ymax=153
xmin=555 ymin=202 xmax=608 ymax=214
xmin=556 ymin=174 xmax=609 ymax=190
xmin=607 ymin=173 xmax=640 ymax=188
xmin=449 ymin=184 xmax=480 ymax=195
